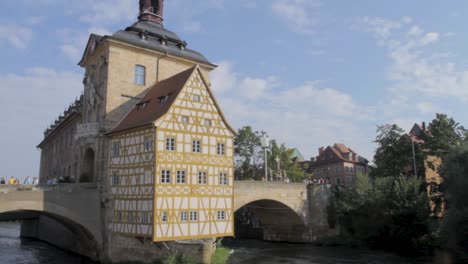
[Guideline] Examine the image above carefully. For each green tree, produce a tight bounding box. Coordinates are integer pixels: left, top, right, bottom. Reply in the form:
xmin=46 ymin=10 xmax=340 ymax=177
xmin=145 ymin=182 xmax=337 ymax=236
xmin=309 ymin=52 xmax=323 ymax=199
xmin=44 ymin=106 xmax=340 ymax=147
xmin=371 ymin=124 xmax=425 ymax=178
xmin=233 ymin=126 xmax=262 ymax=180
xmin=328 ymin=173 xmax=431 ymax=251
xmin=424 ymin=114 xmax=468 ymax=157
xmin=439 ymin=144 xmax=468 ymax=260
xmin=266 ymin=141 xmax=305 ymax=182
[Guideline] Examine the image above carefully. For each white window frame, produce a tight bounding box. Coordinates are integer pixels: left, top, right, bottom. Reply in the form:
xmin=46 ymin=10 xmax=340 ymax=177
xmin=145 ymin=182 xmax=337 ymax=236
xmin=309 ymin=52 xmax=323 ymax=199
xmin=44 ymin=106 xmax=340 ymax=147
xmin=190 ymin=211 xmax=198 ymax=222
xmin=161 ymin=170 xmax=171 ymax=184
xmin=142 ymin=211 xmax=149 ymax=224
xmin=217 ymin=210 xmax=226 ymax=220
xmin=134 ymin=65 xmax=146 ymax=85
xmin=144 ymin=169 xmax=153 ymax=185
xmin=176 ymin=170 xmax=186 ymax=184
xmin=112 ymin=172 xmax=119 ymax=186
xmin=204 ymin=119 xmax=212 ymax=126
xmin=198 ymin=172 xmax=207 ymax=184
xmin=219 ymin=172 xmax=228 ymax=185
xmin=192 ymin=140 xmax=201 ymax=153
xmin=180 ymin=211 xmax=188 ymax=222
xmin=166 ymin=137 xmax=175 ymax=151
xmin=112 ymin=141 xmax=120 ymax=157
xmin=144 ymin=136 xmax=152 ymax=152
xmin=217 ymin=143 xmax=225 ymax=155
xmin=193 ymin=95 xmax=201 ymax=102
xmin=162 ymin=211 xmax=168 ymax=222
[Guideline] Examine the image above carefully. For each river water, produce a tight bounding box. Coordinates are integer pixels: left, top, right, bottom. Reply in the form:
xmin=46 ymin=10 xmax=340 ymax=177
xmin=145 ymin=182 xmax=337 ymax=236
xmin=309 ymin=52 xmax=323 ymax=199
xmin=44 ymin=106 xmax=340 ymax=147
xmin=223 ymin=239 xmax=436 ymax=264
xmin=0 ymin=222 xmax=94 ymax=264
xmin=0 ymin=222 xmax=446 ymax=264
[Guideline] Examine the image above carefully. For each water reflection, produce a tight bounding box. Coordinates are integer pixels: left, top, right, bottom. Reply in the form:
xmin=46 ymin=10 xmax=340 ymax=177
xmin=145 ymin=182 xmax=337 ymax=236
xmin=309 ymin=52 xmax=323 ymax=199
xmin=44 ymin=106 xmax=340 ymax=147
xmin=224 ymin=239 xmax=435 ymax=264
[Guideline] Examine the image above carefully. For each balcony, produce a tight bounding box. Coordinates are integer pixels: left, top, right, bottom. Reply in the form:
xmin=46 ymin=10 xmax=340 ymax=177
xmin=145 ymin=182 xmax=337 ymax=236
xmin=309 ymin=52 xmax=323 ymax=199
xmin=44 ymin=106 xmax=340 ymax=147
xmin=75 ymin=123 xmax=100 ymax=140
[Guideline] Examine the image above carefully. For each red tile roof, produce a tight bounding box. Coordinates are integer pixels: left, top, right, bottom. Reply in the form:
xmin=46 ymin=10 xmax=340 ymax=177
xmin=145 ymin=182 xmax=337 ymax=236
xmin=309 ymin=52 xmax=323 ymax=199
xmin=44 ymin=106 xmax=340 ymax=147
xmin=333 ymin=143 xmax=351 ymax=154
xmin=109 ymin=66 xmax=196 ymax=134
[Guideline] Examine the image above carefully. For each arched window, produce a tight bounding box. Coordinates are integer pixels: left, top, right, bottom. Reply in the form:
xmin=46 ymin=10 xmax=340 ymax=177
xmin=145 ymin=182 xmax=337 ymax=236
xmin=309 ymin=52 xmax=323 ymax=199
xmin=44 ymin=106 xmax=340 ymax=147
xmin=134 ymin=65 xmax=146 ymax=85
xmin=151 ymin=0 xmax=159 ymax=13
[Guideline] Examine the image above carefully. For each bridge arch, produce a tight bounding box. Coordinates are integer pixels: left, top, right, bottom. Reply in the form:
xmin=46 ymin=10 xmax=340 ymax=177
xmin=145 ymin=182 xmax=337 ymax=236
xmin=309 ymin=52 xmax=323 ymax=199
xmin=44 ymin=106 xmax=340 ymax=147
xmin=0 ymin=209 xmax=100 ymax=259
xmin=0 ymin=185 xmax=102 ymax=260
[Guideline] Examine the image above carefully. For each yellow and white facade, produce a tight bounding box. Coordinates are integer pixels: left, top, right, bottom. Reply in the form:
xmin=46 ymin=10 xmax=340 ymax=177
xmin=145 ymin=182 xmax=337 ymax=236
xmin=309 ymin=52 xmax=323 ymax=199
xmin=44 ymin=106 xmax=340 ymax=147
xmin=109 ymin=67 xmax=235 ymax=242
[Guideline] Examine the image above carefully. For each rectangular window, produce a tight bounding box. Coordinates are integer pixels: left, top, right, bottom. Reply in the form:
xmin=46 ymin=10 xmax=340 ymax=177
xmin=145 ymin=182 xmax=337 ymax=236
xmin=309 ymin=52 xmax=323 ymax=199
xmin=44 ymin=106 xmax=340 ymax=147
xmin=198 ymin=172 xmax=207 ymax=184
xmin=204 ymin=119 xmax=212 ymax=126
xmin=193 ymin=95 xmax=201 ymax=102
xmin=177 ymin=170 xmax=186 ymax=184
xmin=181 ymin=116 xmax=189 ymax=123
xmin=166 ymin=138 xmax=175 ymax=151
xmin=144 ymin=169 xmax=153 ymax=185
xmin=117 ymin=212 xmax=123 ymax=222
xmin=190 ymin=211 xmax=198 ymax=222
xmin=217 ymin=143 xmax=225 ymax=155
xmin=217 ymin=210 xmax=226 ymax=220
xmin=144 ymin=136 xmax=152 ymax=152
xmin=112 ymin=172 xmax=119 ymax=186
xmin=192 ymin=140 xmax=201 ymax=153
xmin=134 ymin=65 xmax=146 ymax=85
xmin=219 ymin=172 xmax=228 ymax=185
xmin=161 ymin=170 xmax=171 ymax=184
xmin=162 ymin=211 xmax=168 ymax=222
xmin=180 ymin=211 xmax=188 ymax=222
xmin=141 ymin=212 xmax=149 ymax=224
xmin=112 ymin=141 xmax=120 ymax=157
xmin=128 ymin=212 xmax=134 ymax=223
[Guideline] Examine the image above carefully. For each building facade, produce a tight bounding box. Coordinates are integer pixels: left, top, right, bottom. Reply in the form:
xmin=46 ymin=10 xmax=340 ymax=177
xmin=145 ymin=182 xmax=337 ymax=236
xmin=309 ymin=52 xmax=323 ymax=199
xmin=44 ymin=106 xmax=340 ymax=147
xmin=310 ymin=143 xmax=371 ymax=185
xmin=37 ymin=0 xmax=235 ymax=244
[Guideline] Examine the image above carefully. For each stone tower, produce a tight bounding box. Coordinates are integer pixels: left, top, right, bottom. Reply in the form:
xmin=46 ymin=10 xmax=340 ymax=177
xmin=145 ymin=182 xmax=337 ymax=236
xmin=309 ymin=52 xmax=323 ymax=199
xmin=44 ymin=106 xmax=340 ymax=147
xmin=139 ymin=0 xmax=164 ymax=24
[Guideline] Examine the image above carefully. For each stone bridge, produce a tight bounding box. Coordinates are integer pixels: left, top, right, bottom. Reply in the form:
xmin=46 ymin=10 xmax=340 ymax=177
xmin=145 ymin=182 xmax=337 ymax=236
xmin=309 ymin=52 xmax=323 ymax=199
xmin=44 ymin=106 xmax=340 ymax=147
xmin=0 ymin=182 xmax=333 ymax=260
xmin=0 ymin=184 xmax=102 ymax=259
xmin=234 ymin=181 xmax=332 ymax=242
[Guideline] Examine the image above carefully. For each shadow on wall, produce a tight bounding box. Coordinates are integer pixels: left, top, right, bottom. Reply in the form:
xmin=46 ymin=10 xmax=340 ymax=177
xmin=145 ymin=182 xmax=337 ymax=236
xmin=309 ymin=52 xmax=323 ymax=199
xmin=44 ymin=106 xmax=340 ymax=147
xmin=234 ymin=199 xmax=308 ymax=243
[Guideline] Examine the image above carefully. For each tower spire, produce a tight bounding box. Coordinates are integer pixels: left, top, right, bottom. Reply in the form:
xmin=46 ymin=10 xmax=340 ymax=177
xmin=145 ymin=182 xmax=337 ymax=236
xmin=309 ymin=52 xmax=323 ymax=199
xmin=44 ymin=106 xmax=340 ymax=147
xmin=139 ymin=0 xmax=164 ymax=24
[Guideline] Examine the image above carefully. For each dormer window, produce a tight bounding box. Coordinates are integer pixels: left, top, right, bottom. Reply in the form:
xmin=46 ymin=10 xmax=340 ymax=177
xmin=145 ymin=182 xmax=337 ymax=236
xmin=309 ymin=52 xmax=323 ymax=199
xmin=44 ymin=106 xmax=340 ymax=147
xmin=134 ymin=65 xmax=146 ymax=85
xmin=159 ymin=96 xmax=169 ymax=104
xmin=137 ymin=101 xmax=150 ymax=110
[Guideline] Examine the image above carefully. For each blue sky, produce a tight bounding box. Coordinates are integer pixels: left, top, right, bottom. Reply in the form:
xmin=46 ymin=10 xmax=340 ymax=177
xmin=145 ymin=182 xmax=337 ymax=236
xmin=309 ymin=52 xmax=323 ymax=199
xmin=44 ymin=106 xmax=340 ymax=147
xmin=1 ymin=0 xmax=468 ymax=179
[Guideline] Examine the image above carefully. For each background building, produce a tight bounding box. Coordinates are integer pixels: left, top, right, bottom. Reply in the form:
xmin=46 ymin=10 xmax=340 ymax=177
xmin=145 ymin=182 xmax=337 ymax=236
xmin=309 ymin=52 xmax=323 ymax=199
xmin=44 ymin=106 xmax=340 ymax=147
xmin=309 ymin=143 xmax=371 ymax=185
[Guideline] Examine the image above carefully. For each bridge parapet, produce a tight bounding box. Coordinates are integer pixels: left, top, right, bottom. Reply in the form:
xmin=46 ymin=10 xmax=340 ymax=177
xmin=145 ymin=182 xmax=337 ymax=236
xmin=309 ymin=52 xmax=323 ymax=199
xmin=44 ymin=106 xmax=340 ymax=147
xmin=0 ymin=183 xmax=98 ymax=194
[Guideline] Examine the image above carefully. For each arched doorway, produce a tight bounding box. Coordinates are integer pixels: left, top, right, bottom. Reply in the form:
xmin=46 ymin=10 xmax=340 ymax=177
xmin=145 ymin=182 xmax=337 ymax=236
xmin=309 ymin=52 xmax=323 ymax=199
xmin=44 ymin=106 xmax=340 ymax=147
xmin=80 ymin=148 xmax=95 ymax=183
xmin=234 ymin=199 xmax=308 ymax=242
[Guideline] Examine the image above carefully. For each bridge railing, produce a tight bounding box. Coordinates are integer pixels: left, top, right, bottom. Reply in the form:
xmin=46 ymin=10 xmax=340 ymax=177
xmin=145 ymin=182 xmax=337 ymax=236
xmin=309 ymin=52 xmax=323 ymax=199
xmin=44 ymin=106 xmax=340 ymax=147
xmin=0 ymin=183 xmax=98 ymax=193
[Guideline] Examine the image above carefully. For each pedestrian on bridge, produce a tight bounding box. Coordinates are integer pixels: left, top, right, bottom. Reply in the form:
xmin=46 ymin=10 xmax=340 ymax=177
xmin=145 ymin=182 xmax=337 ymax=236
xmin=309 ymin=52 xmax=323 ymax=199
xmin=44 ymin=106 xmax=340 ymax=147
xmin=8 ymin=176 xmax=15 ymax=185
xmin=23 ymin=176 xmax=31 ymax=185
xmin=0 ymin=177 xmax=5 ymax=184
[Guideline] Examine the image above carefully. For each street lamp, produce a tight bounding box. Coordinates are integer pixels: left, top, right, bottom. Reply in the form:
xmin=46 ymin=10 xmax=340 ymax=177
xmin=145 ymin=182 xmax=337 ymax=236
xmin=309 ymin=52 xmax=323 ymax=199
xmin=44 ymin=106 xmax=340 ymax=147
xmin=260 ymin=133 xmax=270 ymax=181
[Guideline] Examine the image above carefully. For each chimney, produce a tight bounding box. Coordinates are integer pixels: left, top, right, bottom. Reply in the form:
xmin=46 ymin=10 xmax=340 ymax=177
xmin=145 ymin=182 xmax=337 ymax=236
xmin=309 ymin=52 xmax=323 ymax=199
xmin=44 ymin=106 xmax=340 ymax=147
xmin=319 ymin=147 xmax=324 ymax=155
xmin=139 ymin=0 xmax=164 ymax=24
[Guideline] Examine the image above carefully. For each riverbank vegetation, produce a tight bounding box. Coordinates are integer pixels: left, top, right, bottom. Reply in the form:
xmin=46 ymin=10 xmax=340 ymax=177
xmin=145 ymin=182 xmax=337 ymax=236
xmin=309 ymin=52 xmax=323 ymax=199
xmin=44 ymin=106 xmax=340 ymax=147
xmin=327 ymin=114 xmax=468 ymax=260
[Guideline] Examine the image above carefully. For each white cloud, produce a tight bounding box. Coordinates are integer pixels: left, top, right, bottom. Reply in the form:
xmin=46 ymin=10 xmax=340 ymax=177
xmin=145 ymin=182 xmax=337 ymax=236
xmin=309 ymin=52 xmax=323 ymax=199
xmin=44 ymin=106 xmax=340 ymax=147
xmin=78 ymin=0 xmax=137 ymax=27
xmin=0 ymin=67 xmax=83 ymax=178
xmin=271 ymin=0 xmax=320 ymax=34
xmin=0 ymin=24 xmax=33 ymax=50
xmin=211 ymin=61 xmax=375 ymax=160
xmin=360 ymin=16 xmax=468 ymax=108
